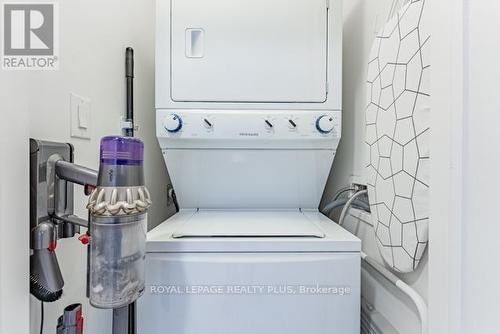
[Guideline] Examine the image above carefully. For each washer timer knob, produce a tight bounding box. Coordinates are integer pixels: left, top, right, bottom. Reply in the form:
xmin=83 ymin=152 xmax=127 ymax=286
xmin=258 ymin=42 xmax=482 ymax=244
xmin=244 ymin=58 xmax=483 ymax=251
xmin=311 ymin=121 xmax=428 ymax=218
xmin=315 ymin=115 xmax=335 ymax=134
xmin=163 ymin=113 xmax=183 ymax=133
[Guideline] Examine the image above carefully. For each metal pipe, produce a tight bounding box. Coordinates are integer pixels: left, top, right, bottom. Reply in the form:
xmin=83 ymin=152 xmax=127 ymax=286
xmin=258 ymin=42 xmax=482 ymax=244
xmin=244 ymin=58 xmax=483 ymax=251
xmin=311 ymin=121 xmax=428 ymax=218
xmin=52 ymin=160 xmax=97 ymax=237
xmin=58 ymin=215 xmax=89 ymax=228
xmin=55 ymin=160 xmax=98 ymax=187
xmin=115 ymin=47 xmax=137 ymax=334
xmin=112 ymin=307 xmax=130 ymax=334
xmin=125 ymin=47 xmax=134 ymax=137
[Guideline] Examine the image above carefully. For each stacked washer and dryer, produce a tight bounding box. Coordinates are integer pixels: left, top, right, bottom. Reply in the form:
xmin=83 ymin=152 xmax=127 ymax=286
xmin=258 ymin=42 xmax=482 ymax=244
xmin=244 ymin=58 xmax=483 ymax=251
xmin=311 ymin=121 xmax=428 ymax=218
xmin=138 ymin=0 xmax=361 ymax=333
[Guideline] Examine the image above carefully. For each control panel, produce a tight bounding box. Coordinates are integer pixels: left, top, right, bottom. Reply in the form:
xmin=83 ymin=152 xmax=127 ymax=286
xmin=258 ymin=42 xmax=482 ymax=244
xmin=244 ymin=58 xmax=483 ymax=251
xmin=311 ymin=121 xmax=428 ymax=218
xmin=157 ymin=110 xmax=341 ymax=140
xmin=156 ymin=110 xmax=341 ymax=150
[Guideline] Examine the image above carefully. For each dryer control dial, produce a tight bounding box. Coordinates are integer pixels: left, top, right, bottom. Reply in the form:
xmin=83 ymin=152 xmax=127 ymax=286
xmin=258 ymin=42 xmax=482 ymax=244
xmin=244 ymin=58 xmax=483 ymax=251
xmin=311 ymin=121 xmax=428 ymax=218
xmin=164 ymin=114 xmax=183 ymax=133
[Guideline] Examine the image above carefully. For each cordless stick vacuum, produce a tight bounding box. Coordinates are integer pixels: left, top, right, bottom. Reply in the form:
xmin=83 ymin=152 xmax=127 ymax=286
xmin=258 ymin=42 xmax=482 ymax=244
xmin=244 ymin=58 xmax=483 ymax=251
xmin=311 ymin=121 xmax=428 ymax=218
xmin=30 ymin=136 xmax=151 ymax=334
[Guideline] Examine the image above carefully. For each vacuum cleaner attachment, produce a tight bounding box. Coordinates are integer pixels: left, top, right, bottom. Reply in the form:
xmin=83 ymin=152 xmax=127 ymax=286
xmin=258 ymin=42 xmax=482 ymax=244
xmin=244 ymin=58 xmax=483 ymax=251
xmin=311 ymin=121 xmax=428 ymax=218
xmin=30 ymin=221 xmax=64 ymax=302
xmin=87 ymin=136 xmax=151 ymax=309
xmin=57 ymin=303 xmax=84 ymax=334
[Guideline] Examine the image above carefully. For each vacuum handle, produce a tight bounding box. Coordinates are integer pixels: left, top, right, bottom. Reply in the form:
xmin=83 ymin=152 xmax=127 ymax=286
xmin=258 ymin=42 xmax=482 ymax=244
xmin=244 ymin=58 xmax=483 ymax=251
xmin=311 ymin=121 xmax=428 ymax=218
xmin=126 ymin=47 xmax=134 ymax=78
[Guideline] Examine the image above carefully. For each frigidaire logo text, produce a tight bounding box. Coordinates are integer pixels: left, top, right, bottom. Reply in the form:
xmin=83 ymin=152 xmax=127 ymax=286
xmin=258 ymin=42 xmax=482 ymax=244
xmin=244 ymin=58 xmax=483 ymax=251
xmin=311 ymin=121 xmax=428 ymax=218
xmin=2 ymin=3 xmax=59 ymax=70
xmin=239 ymin=133 xmax=259 ymax=137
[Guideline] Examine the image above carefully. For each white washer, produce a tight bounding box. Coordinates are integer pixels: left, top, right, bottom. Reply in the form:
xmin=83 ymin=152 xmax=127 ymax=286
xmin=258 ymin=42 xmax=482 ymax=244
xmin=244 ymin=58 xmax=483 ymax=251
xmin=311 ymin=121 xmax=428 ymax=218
xmin=138 ymin=210 xmax=360 ymax=334
xmin=138 ymin=0 xmax=360 ymax=333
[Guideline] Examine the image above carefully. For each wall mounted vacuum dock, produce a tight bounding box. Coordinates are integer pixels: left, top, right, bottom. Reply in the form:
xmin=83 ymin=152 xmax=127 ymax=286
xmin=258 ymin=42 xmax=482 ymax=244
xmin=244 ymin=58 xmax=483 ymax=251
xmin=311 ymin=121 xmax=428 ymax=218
xmin=30 ymin=136 xmax=151 ymax=332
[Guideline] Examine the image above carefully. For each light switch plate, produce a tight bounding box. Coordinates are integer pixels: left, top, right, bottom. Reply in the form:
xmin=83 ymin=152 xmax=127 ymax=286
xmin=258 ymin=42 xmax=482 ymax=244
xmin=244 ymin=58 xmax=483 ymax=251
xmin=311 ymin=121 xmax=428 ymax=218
xmin=70 ymin=93 xmax=91 ymax=139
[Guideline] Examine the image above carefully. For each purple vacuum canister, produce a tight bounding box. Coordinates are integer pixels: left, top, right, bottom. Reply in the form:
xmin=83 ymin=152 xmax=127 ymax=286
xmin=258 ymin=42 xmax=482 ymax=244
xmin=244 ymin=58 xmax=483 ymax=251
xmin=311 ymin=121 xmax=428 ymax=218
xmin=98 ymin=136 xmax=145 ymax=187
xmin=87 ymin=136 xmax=151 ymax=309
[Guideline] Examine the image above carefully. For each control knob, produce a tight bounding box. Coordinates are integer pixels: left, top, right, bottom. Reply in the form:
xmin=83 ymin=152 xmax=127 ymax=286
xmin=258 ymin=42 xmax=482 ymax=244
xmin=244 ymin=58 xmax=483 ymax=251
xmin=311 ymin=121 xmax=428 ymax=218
xmin=163 ymin=113 xmax=183 ymax=133
xmin=315 ymin=115 xmax=335 ymax=134
xmin=264 ymin=119 xmax=274 ymax=129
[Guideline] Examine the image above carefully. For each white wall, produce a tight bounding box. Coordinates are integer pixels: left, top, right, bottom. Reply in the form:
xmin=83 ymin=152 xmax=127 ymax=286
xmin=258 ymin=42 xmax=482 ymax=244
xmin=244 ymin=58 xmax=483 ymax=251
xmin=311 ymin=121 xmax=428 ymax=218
xmin=0 ymin=73 xmax=30 ymax=334
xmin=17 ymin=0 xmax=174 ymax=333
xmin=427 ymin=1 xmax=500 ymax=333
xmin=460 ymin=2 xmax=500 ymax=332
xmin=321 ymin=1 xmax=427 ymax=333
xmin=427 ymin=0 xmax=464 ymax=333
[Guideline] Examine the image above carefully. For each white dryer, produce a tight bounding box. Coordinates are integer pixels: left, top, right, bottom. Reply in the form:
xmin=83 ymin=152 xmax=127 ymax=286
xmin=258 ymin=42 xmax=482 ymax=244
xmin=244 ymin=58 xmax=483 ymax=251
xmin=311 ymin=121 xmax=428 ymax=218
xmin=138 ymin=0 xmax=360 ymax=333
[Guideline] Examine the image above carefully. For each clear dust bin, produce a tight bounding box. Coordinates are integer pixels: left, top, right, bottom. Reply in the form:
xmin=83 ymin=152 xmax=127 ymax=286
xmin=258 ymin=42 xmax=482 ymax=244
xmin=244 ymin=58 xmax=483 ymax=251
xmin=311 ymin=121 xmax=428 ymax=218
xmin=89 ymin=213 xmax=147 ymax=309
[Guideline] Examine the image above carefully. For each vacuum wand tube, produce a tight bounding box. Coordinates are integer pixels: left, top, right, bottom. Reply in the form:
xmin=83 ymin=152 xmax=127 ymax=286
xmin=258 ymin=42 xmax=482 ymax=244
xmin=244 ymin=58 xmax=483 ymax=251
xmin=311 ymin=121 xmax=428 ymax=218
xmin=125 ymin=47 xmax=134 ymax=137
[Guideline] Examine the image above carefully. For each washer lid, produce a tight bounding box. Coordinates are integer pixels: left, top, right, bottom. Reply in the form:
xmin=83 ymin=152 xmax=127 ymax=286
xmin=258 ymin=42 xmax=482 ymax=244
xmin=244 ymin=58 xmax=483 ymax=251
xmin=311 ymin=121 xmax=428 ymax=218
xmin=172 ymin=211 xmax=325 ymax=238
xmin=146 ymin=210 xmax=361 ymax=253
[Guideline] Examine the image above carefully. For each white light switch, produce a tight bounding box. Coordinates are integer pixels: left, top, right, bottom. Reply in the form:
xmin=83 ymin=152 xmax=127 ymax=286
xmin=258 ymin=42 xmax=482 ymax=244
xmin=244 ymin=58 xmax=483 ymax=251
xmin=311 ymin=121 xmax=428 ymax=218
xmin=78 ymin=104 xmax=90 ymax=129
xmin=70 ymin=93 xmax=91 ymax=139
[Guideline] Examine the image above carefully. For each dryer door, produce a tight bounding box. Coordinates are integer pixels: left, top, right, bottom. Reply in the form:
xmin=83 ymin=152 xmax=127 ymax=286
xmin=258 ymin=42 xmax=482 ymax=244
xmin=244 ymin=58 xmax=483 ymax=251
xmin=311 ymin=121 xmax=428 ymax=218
xmin=170 ymin=0 xmax=329 ymax=103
